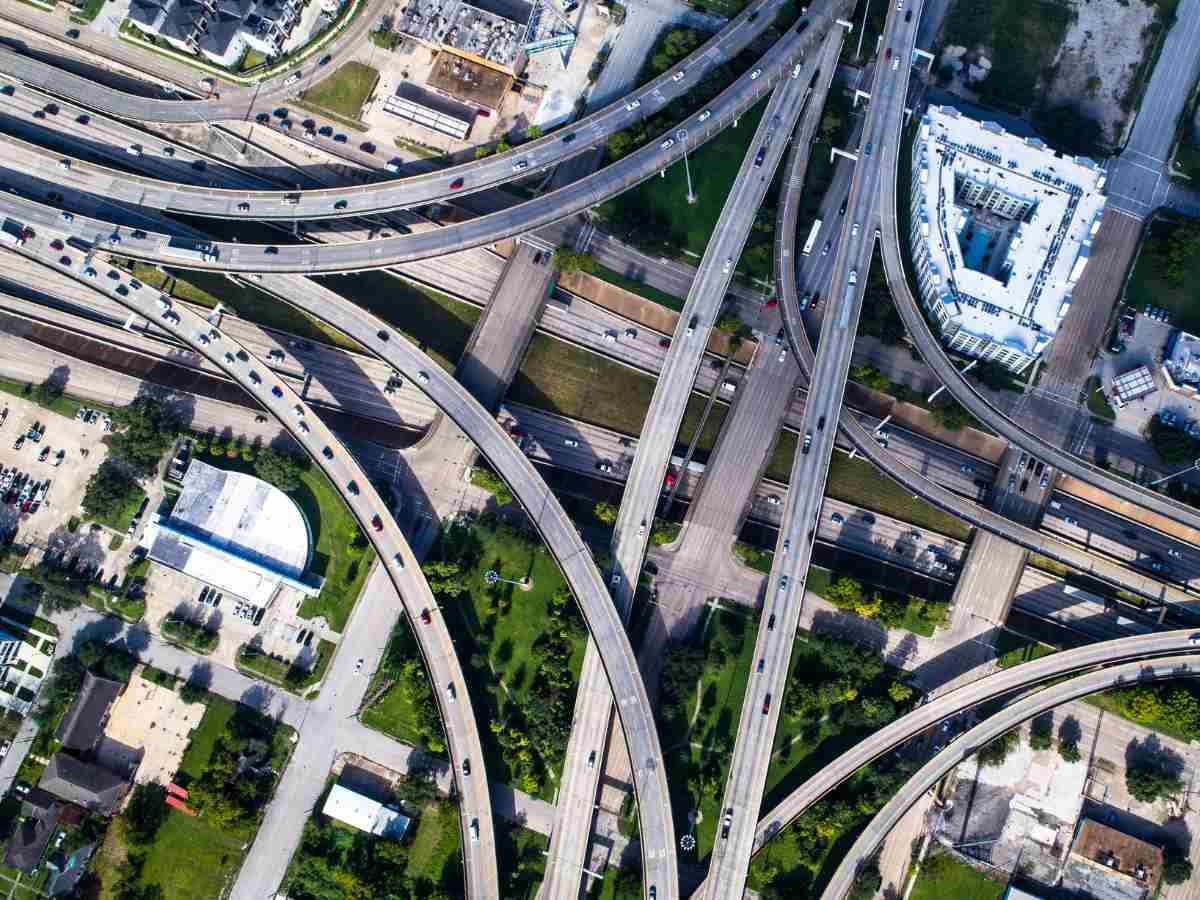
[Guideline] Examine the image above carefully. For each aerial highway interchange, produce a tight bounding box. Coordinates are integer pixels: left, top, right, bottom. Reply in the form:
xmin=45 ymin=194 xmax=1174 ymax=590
xmin=0 ymin=0 xmax=1199 ymax=897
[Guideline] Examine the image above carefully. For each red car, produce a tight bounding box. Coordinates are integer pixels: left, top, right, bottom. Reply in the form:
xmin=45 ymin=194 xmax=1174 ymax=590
xmin=762 ymin=694 xmax=771 ymax=714
xmin=50 ymin=239 xmax=64 ymax=250
xmin=765 ymin=297 xmax=778 ymax=309
xmin=371 ymin=515 xmax=383 ymax=532
xmin=420 ymin=608 xmax=432 ymax=625
xmin=885 ymin=48 xmax=892 ymax=61
xmin=665 ymin=472 xmax=677 ymax=488
xmin=450 ymin=177 xmax=464 ymax=190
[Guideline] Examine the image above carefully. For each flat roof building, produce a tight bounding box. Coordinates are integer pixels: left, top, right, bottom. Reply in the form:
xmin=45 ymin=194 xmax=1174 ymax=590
xmin=1062 ymin=817 xmax=1162 ymax=900
xmin=143 ymin=459 xmax=320 ymax=605
xmin=1112 ymin=365 xmax=1157 ymax=407
xmin=908 ymin=105 xmax=1108 ymax=373
xmin=322 ymin=784 xmax=411 ymax=838
xmin=395 ymin=0 xmax=531 ymax=73
xmin=1163 ymin=330 xmax=1200 ymax=395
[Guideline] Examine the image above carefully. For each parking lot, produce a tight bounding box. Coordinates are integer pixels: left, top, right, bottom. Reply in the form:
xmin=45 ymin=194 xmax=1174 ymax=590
xmin=1096 ymin=310 xmax=1186 ymax=435
xmin=0 ymin=391 xmax=116 ymax=556
xmin=143 ymin=562 xmax=335 ymax=672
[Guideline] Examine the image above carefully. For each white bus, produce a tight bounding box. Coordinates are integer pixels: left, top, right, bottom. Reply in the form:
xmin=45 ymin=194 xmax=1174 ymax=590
xmin=801 ymin=219 xmax=822 ymax=256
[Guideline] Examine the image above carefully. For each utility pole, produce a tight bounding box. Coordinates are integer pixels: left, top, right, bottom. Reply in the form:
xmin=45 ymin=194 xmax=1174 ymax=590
xmin=678 ymin=128 xmax=696 ymax=204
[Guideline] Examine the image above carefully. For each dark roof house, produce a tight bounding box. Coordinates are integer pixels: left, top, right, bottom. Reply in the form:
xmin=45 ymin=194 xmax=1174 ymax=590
xmin=38 ymin=754 xmax=130 ymax=817
xmin=55 ymin=672 xmax=125 ymax=753
xmin=4 ymin=789 xmax=61 ymax=873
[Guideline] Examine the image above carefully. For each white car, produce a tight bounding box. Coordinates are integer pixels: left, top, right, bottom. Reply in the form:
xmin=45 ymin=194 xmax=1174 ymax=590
xmin=698 ymin=110 xmax=712 ymax=123
xmin=750 ymin=68 xmax=762 ymax=80
xmin=564 ymin=438 xmax=579 ymax=447
xmin=792 ymin=63 xmax=802 ymax=79
xmin=851 ymin=222 xmax=859 ymax=238
xmin=848 ymin=269 xmax=858 ymax=285
xmin=659 ymin=138 xmax=675 ymax=151
xmin=417 ymin=371 xmax=430 ymax=384
xmin=672 ymin=71 xmax=685 ymax=82
xmin=722 ymin=257 xmax=733 ymax=273
xmin=447 ymin=683 xmax=456 ymax=702
xmin=625 ymin=99 xmax=641 ymax=111
xmin=284 ymin=72 xmax=301 ymax=86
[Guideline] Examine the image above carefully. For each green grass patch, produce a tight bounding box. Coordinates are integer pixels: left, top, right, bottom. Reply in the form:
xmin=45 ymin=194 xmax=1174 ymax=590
xmin=236 ymin=638 xmax=335 ymax=691
xmin=432 ymin=519 xmax=587 ymax=799
xmin=177 ymin=696 xmax=237 ymax=783
xmin=733 ymin=541 xmax=773 ymax=574
xmin=299 ymin=61 xmax=379 ymax=120
xmin=596 ymin=101 xmax=764 ymax=262
xmin=0 ymin=375 xmax=96 ymax=420
xmin=590 ymin=263 xmax=685 ymax=312
xmin=996 ymin=630 xmax=1057 ymax=668
xmin=660 ymin=603 xmax=758 ymax=861
xmin=1084 ymin=375 xmax=1116 ymax=421
xmin=943 ymin=0 xmax=1073 ymax=113
xmin=497 ymin=825 xmax=548 ymax=900
xmin=909 ymin=850 xmax=1005 ymax=900
xmin=75 ymin=0 xmax=108 ymax=22
xmin=240 ymin=49 xmax=269 ymax=72
xmin=1124 ymin=218 xmax=1200 ymax=332
xmin=134 ymin=811 xmax=248 ymax=900
xmin=511 ymin=335 xmax=725 ymax=449
xmin=404 ymin=800 xmax=463 ymax=885
xmin=315 ymin=271 xmax=480 ymax=372
xmin=361 ymin=617 xmax=430 ymax=747
xmin=826 ymin=453 xmax=972 ymax=540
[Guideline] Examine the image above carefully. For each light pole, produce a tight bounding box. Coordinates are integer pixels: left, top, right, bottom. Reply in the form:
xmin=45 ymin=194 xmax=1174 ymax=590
xmin=677 ymin=128 xmax=696 ymax=205
xmin=484 ymin=570 xmax=528 ymax=587
xmin=1148 ymin=458 xmax=1200 ymax=488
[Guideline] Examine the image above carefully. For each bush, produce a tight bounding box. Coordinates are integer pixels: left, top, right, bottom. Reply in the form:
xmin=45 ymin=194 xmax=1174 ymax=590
xmin=254 ymin=447 xmax=307 ymax=492
xmin=1126 ymin=760 xmax=1183 ymax=803
xmin=552 ymin=248 xmax=596 ymax=274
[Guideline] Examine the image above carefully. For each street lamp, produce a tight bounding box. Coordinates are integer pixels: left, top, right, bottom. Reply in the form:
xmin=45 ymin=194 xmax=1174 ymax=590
xmin=677 ymin=128 xmax=696 ymax=205
xmin=484 ymin=570 xmax=527 ymax=587
xmin=1148 ymin=458 xmax=1200 ymax=488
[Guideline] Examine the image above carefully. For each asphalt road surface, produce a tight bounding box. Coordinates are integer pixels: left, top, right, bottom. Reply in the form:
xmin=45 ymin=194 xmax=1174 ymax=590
xmin=0 ymin=0 xmax=801 ymax=216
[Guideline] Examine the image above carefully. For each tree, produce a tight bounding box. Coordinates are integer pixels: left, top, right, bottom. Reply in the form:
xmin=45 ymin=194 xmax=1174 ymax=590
xmin=825 ymin=576 xmax=863 ymax=608
xmin=1164 ymin=847 xmax=1194 ymax=885
xmin=847 ymin=855 xmax=882 ymax=900
xmin=33 ymin=377 xmax=64 ymax=408
xmin=1126 ymin=686 xmax=1163 ymax=723
xmin=1126 ymin=760 xmax=1183 ymax=803
xmin=180 ymin=681 xmax=208 ymax=704
xmin=593 ymin=501 xmax=618 ymax=525
xmin=552 ymin=248 xmax=596 ymax=274
xmin=1058 ymin=738 xmax=1081 ymax=763
xmin=422 ymin=560 xmax=469 ymax=597
xmin=977 ymin=728 xmax=1019 ymax=767
xmin=1028 ymin=714 xmax=1053 ymax=751
xmin=888 ymin=682 xmax=914 ymax=704
xmin=1149 ymin=417 xmax=1196 ymax=466
xmin=124 ymin=783 xmax=169 ymax=844
xmin=254 ymin=447 xmax=306 ymax=492
xmin=525 ymin=125 xmax=542 ymax=140
xmin=108 ymin=397 xmax=180 ymax=474
xmin=932 ymin=400 xmax=971 ymax=431
xmin=81 ymin=461 xmax=141 ymax=524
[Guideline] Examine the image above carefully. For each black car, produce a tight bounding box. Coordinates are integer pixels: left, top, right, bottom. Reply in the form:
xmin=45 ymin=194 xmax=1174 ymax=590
xmin=66 ymin=28 xmax=80 ymax=38
xmin=360 ymin=142 xmax=376 ymax=154
xmin=255 ymin=112 xmax=270 ymax=123
xmin=319 ymin=54 xmax=332 ymax=65
xmin=44 ymin=103 xmax=58 ymax=115
xmin=767 ymin=614 xmax=776 ymax=630
xmin=76 ymin=114 xmax=90 ymax=125
xmin=377 ymin=329 xmax=389 ymax=341
xmin=562 ymin=132 xmax=576 ymax=144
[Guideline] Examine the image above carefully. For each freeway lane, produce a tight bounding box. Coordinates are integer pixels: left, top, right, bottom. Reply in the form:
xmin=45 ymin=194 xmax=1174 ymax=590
xmin=0 ymin=0 xmax=799 ymax=218
xmin=0 ymin=8 xmax=842 ymax=269
xmin=542 ymin=37 xmax=842 ymax=898
xmin=821 ymin=655 xmax=1200 ymax=899
xmin=2 ymin=246 xmax=502 ymax=897
xmin=701 ymin=5 xmax=912 ymax=896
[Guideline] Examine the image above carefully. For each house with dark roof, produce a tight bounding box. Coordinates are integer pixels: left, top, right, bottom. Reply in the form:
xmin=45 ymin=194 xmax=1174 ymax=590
xmin=4 ymin=789 xmax=61 ymax=872
xmin=55 ymin=672 xmax=124 ymax=753
xmin=38 ymin=754 xmax=130 ymax=817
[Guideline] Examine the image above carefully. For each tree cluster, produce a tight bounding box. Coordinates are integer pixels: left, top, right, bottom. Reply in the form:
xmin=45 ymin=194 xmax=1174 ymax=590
xmin=1106 ymin=682 xmax=1200 ymax=741
xmin=1149 ymin=416 xmax=1197 ymax=466
xmin=978 ymin=728 xmax=1020 ymax=767
xmin=1126 ymin=758 xmax=1183 ymax=804
xmin=491 ymin=585 xmax=586 ymax=793
xmin=81 ymin=461 xmax=141 ymax=526
xmin=287 ymin=812 xmax=452 ymax=900
xmin=161 ymin=616 xmax=219 ymax=652
xmin=254 ymin=447 xmax=307 ymax=492
xmin=781 ymin=634 xmax=909 ymax=731
xmin=108 ymin=397 xmax=181 ymax=476
xmin=187 ymin=706 xmax=282 ymax=829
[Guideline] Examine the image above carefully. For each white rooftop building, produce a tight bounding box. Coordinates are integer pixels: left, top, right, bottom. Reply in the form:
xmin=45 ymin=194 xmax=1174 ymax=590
xmin=322 ymin=784 xmax=411 ymax=838
xmin=142 ymin=459 xmax=320 ymax=605
xmin=908 ymin=105 xmax=1108 ymax=373
xmin=1163 ymin=330 xmax=1200 ymax=395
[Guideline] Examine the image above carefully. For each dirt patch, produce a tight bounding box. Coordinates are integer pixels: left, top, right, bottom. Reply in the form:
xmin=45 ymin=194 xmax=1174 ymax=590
xmin=1042 ymin=0 xmax=1158 ymax=145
